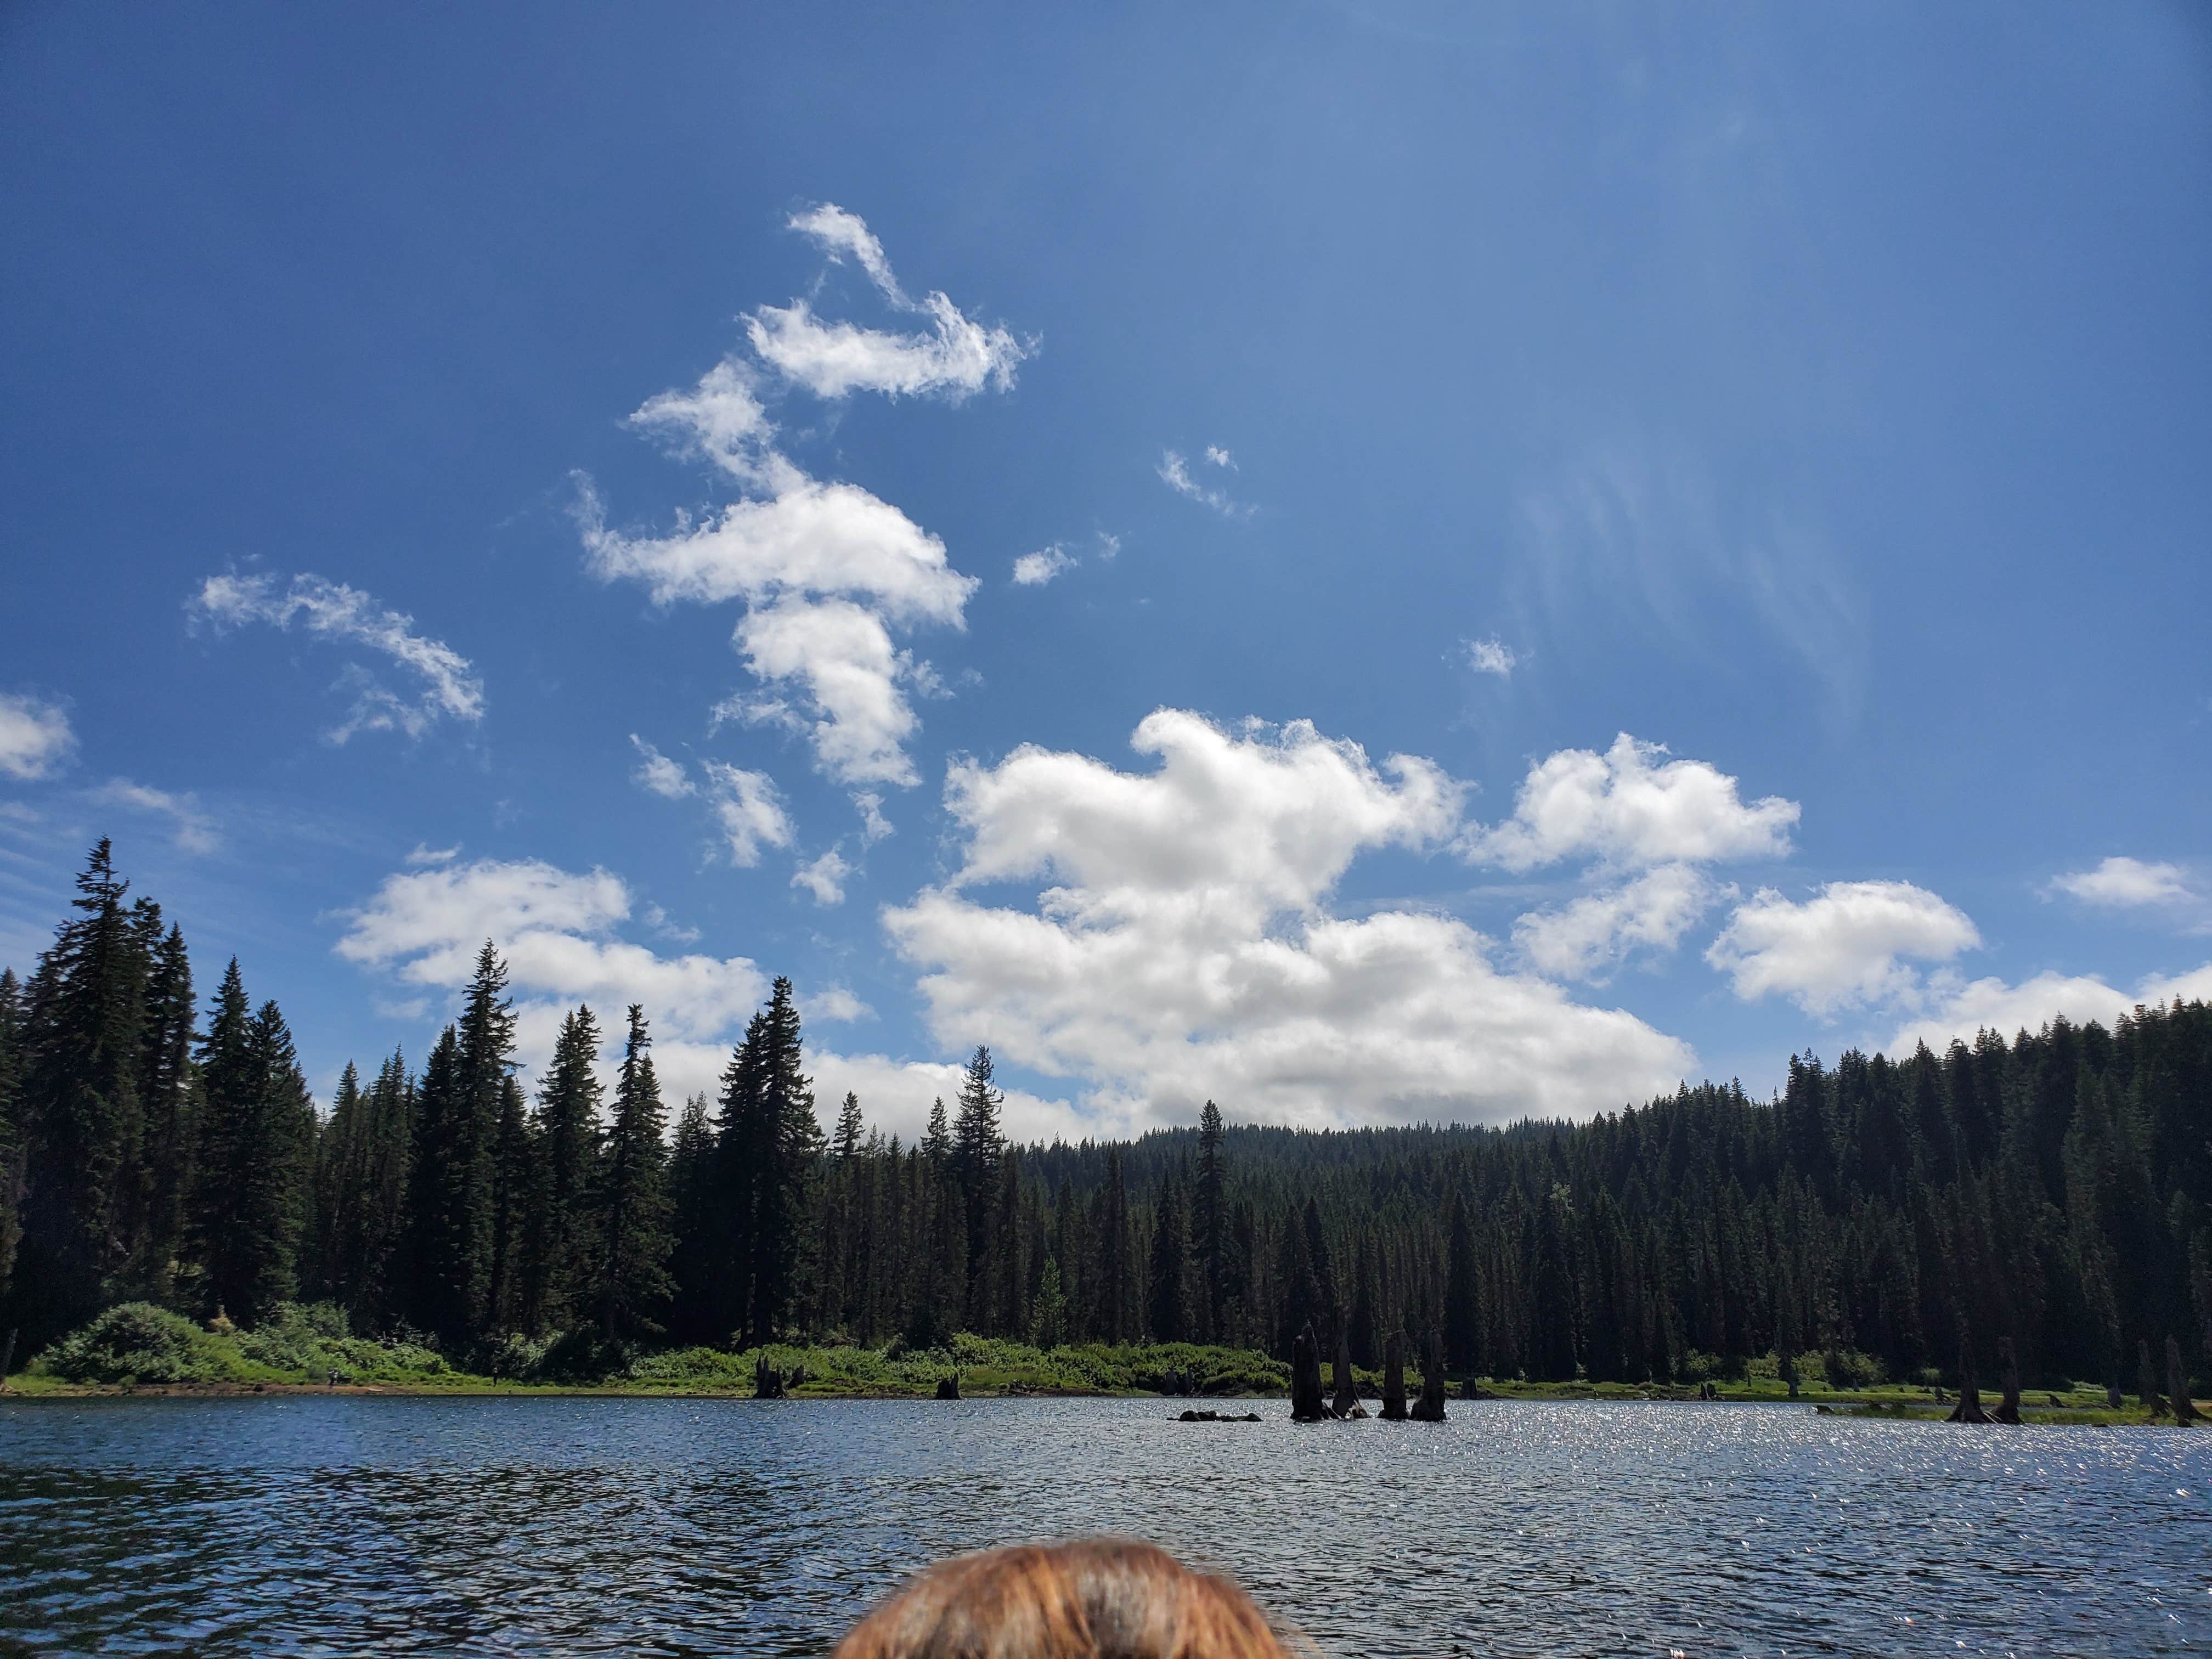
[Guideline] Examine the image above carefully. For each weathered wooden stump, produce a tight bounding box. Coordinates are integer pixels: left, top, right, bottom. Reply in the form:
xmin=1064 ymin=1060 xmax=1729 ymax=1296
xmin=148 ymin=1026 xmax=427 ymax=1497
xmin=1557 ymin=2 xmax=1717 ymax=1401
xmin=1290 ymin=1321 xmax=1327 ymax=1421
xmin=2168 ymin=1335 xmax=2198 ymax=1427
xmin=1945 ymin=1339 xmax=1990 ymax=1423
xmin=753 ymin=1354 xmax=786 ymax=1399
xmin=1381 ymin=1330 xmax=1409 ymax=1420
xmin=2139 ymin=1338 xmax=2170 ymax=1419
xmin=935 ymin=1372 xmax=961 ymax=1401
xmin=1410 ymin=1329 xmax=1448 ymax=1421
xmin=1331 ymin=1330 xmax=1360 ymax=1419
xmin=1991 ymin=1336 xmax=2023 ymax=1425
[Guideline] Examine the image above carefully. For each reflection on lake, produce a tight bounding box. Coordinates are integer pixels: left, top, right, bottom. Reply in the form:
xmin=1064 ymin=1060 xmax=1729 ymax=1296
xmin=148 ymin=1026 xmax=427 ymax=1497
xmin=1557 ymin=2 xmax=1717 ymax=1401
xmin=2 ymin=1396 xmax=2208 ymax=1656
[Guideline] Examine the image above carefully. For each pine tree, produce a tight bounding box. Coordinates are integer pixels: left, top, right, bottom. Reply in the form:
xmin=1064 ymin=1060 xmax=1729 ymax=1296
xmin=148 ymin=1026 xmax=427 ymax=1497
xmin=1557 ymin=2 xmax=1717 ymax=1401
xmin=951 ymin=1046 xmax=1003 ymax=1325
xmin=594 ymin=1005 xmax=673 ymax=1340
xmin=528 ymin=1006 xmax=603 ymax=1333
xmin=486 ymin=1073 xmax=533 ymax=1335
xmin=135 ymin=920 xmax=194 ymax=1291
xmin=665 ymin=1091 xmax=717 ymax=1342
xmin=13 ymin=840 xmax=150 ymax=1342
xmin=1444 ymin=1188 xmax=1481 ymax=1372
xmin=401 ymin=1024 xmax=472 ymax=1345
xmin=1193 ymin=1100 xmax=1226 ymax=1341
xmin=0 ymin=969 xmax=25 ymax=1304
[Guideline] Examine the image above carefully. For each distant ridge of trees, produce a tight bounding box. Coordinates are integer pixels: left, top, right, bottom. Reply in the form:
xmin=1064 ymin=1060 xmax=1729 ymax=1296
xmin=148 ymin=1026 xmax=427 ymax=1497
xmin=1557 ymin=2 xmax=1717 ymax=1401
xmin=3 ymin=839 xmax=2208 ymax=1395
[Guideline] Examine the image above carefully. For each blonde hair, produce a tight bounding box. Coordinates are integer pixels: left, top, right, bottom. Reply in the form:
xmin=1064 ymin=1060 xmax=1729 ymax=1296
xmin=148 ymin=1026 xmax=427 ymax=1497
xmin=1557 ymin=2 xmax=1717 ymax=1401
xmin=831 ymin=1538 xmax=1297 ymax=1659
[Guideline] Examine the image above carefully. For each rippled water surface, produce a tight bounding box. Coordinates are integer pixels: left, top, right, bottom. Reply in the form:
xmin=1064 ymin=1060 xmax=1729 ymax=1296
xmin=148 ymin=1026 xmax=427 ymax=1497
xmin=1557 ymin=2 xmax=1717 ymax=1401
xmin=3 ymin=1396 xmax=2208 ymax=1656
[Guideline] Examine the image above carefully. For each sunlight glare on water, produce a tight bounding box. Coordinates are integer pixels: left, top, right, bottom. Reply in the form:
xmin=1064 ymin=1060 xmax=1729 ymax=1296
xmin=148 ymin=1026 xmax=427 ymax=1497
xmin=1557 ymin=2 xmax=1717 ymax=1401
xmin=2 ymin=1397 xmax=2208 ymax=1657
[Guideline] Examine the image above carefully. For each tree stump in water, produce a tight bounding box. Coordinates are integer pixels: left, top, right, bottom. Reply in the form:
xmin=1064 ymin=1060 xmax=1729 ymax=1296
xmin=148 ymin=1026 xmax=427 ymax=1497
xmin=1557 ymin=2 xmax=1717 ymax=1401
xmin=754 ymin=1355 xmax=786 ymax=1400
xmin=1945 ymin=1340 xmax=1990 ymax=1424
xmin=1410 ymin=1330 xmax=1448 ymax=1421
xmin=1380 ymin=1330 xmax=1409 ymax=1420
xmin=1290 ymin=1321 xmax=1327 ymax=1421
xmin=1331 ymin=1330 xmax=1362 ymax=1418
xmin=2139 ymin=1338 xmax=2170 ymax=1419
xmin=935 ymin=1372 xmax=961 ymax=1400
xmin=1991 ymin=1337 xmax=2023 ymax=1425
xmin=2168 ymin=1336 xmax=2198 ymax=1427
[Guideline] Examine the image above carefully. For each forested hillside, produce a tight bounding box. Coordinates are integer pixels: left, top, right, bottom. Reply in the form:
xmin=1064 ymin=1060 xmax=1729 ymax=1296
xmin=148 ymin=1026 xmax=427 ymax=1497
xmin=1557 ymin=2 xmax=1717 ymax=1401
xmin=3 ymin=840 xmax=2208 ymax=1391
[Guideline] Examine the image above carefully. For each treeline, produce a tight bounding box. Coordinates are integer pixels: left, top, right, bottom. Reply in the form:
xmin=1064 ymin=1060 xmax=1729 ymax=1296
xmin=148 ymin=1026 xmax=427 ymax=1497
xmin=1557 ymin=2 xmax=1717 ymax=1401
xmin=2 ymin=840 xmax=2209 ymax=1391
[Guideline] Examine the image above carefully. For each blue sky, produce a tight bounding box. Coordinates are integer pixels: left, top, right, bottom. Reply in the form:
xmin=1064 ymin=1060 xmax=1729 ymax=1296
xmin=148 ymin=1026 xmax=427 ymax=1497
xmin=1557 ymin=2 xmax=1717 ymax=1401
xmin=4 ymin=3 xmax=2209 ymax=1141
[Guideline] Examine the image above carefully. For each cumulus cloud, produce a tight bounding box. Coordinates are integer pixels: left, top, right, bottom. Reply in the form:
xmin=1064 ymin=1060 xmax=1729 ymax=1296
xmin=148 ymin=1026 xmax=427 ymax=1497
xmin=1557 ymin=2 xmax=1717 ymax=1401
xmin=1705 ymin=879 xmax=1980 ymax=1015
xmin=1464 ymin=733 xmax=1798 ymax=872
xmin=2049 ymin=856 xmax=2194 ymax=910
xmin=1013 ymin=544 xmax=1073 ymax=587
xmin=0 ymin=692 xmax=76 ymax=781
xmin=1204 ymin=447 xmax=1235 ymax=470
xmin=338 ymin=854 xmax=873 ymax=1109
xmin=751 ymin=204 xmax=1031 ymax=401
xmin=1889 ymin=962 xmax=2212 ymax=1053
xmin=190 ymin=572 xmax=484 ymax=742
xmin=882 ymin=709 xmax=1692 ymax=1128
xmin=1514 ymin=864 xmax=1717 ymax=983
xmin=1465 ymin=636 xmax=1519 ymax=678
xmin=792 ymin=849 xmax=851 ymax=906
xmin=1158 ymin=450 xmax=1252 ymax=519
xmin=91 ymin=778 xmax=218 ymax=855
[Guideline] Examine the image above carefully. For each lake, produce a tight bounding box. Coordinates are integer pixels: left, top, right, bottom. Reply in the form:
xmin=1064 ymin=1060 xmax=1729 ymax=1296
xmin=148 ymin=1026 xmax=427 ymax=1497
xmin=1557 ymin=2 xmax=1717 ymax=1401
xmin=2 ymin=1396 xmax=2207 ymax=1656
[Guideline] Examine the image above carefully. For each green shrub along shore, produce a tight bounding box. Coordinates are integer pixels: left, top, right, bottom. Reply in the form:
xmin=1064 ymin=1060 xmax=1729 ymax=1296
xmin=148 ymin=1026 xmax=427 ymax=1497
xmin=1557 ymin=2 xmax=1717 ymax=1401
xmin=1 ymin=1301 xmax=2164 ymax=1422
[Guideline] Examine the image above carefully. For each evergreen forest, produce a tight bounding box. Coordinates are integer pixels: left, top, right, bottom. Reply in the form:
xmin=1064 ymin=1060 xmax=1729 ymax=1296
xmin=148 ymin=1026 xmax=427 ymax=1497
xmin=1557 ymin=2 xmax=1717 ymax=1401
xmin=4 ymin=840 xmax=2209 ymax=1394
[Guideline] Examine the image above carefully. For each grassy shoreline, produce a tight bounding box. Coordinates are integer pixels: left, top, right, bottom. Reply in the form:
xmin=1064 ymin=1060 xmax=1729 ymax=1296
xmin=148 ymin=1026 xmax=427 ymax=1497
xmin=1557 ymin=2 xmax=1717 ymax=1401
xmin=4 ymin=1302 xmax=2177 ymax=1425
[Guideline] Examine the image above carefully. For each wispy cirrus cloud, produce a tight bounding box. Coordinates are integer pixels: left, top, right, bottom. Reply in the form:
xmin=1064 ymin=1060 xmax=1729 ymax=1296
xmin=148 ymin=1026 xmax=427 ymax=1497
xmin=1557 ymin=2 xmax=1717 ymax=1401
xmin=189 ymin=572 xmax=484 ymax=743
xmin=1158 ymin=448 xmax=1253 ymax=519
xmin=90 ymin=778 xmax=219 ymax=854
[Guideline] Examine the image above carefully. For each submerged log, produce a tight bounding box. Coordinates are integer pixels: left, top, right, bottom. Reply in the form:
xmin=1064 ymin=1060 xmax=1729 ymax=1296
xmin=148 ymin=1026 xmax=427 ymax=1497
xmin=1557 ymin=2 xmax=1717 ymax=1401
xmin=935 ymin=1372 xmax=961 ymax=1401
xmin=1410 ymin=1329 xmax=1448 ymax=1421
xmin=1331 ymin=1330 xmax=1359 ymax=1418
xmin=753 ymin=1354 xmax=786 ymax=1399
xmin=1381 ymin=1330 xmax=1409 ymax=1420
xmin=2139 ymin=1338 xmax=2170 ymax=1419
xmin=1945 ymin=1340 xmax=1990 ymax=1424
xmin=2168 ymin=1335 xmax=2198 ymax=1427
xmin=1991 ymin=1336 xmax=2022 ymax=1425
xmin=1178 ymin=1408 xmax=1264 ymax=1423
xmin=1290 ymin=1321 xmax=1328 ymax=1421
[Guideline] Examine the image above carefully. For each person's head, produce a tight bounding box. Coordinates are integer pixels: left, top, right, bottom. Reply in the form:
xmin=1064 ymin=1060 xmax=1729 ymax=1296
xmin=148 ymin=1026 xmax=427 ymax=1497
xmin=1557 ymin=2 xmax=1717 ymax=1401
xmin=831 ymin=1537 xmax=1296 ymax=1659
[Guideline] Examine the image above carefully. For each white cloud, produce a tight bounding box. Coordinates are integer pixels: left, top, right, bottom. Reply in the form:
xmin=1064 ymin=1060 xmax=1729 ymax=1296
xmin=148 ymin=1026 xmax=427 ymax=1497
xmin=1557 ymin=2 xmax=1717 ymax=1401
xmin=586 ymin=210 xmax=1019 ymax=794
xmin=91 ymin=778 xmax=218 ymax=855
xmin=882 ymin=709 xmax=1692 ymax=1128
xmin=1013 ymin=544 xmax=1074 ymax=587
xmin=1158 ymin=449 xmax=1253 ymax=519
xmin=748 ymin=204 xmax=1031 ymax=401
xmin=1887 ymin=962 xmax=2212 ymax=1053
xmin=622 ymin=736 xmax=792 ymax=866
xmin=855 ymin=792 xmax=894 ymax=846
xmin=338 ymin=854 xmax=878 ymax=1112
xmin=1204 ymin=446 xmax=1235 ymax=470
xmin=190 ymin=572 xmax=484 ymax=742
xmin=699 ymin=761 xmax=793 ymax=866
xmin=629 ymin=735 xmax=696 ymax=800
xmin=404 ymin=843 xmax=459 ymax=867
xmin=1096 ymin=532 xmax=1121 ymax=561
xmin=579 ymin=468 xmax=973 ymax=791
xmin=1514 ymin=864 xmax=1717 ymax=983
xmin=2049 ymin=856 xmax=2194 ymax=910
xmin=0 ymin=693 xmax=76 ymax=781
xmin=1465 ymin=733 xmax=1798 ymax=872
xmin=792 ymin=849 xmax=851 ymax=906
xmin=1465 ymin=636 xmax=1519 ymax=678
xmin=1706 ymin=880 xmax=1980 ymax=1015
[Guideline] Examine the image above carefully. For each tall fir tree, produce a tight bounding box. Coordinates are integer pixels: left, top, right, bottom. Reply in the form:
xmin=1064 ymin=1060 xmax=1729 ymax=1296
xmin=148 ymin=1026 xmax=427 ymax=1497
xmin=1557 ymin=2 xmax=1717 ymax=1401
xmin=951 ymin=1045 xmax=1004 ymax=1325
xmin=527 ymin=1006 xmax=602 ymax=1333
xmin=594 ymin=1005 xmax=674 ymax=1340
